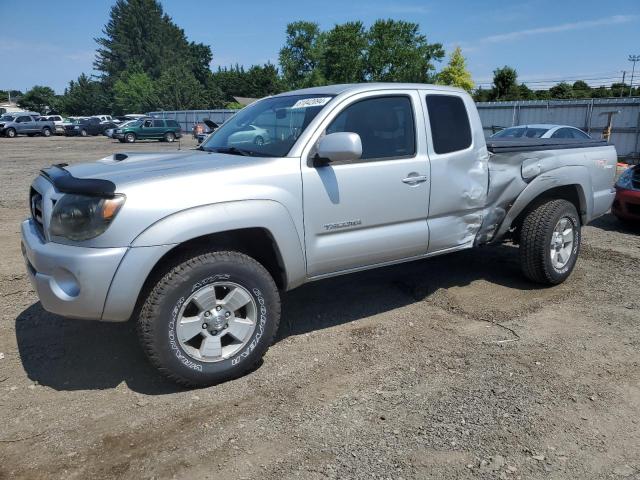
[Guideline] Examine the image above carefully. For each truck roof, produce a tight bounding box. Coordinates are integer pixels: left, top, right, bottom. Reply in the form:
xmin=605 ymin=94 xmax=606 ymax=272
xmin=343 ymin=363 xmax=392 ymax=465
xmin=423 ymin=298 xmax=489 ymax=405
xmin=272 ymin=83 xmax=467 ymax=98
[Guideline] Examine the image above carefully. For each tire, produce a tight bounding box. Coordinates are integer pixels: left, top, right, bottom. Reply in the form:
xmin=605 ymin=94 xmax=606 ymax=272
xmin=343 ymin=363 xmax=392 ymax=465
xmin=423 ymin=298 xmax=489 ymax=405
xmin=80 ymin=129 xmax=88 ymax=137
xmin=137 ymin=250 xmax=281 ymax=387
xmin=253 ymin=135 xmax=264 ymax=146
xmin=5 ymin=128 xmax=16 ymax=138
xmin=125 ymin=133 xmax=136 ymax=143
xmin=42 ymin=128 xmax=51 ymax=137
xmin=164 ymin=131 xmax=176 ymax=142
xmin=519 ymin=199 xmax=581 ymax=285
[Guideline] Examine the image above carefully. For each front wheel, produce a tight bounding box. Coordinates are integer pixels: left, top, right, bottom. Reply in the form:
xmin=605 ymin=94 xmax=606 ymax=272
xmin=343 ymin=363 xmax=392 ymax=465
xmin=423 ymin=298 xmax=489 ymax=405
xmin=137 ymin=250 xmax=281 ymax=387
xmin=80 ymin=129 xmax=88 ymax=137
xmin=519 ymin=199 xmax=581 ymax=285
xmin=42 ymin=128 xmax=51 ymax=137
xmin=5 ymin=128 xmax=16 ymax=138
xmin=125 ymin=133 xmax=136 ymax=143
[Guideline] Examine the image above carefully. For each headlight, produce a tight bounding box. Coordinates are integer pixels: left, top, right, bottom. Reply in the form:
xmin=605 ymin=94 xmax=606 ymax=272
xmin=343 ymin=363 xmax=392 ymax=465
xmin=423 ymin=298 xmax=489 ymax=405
xmin=74 ymin=126 xmax=79 ymax=130
xmin=50 ymin=194 xmax=125 ymax=241
xmin=616 ymin=166 xmax=635 ymax=190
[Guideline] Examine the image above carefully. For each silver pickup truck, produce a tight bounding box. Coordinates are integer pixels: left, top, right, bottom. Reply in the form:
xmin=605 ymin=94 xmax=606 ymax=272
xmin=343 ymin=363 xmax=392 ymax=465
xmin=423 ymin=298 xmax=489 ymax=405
xmin=0 ymin=113 xmax=55 ymax=138
xmin=21 ymin=83 xmax=617 ymax=386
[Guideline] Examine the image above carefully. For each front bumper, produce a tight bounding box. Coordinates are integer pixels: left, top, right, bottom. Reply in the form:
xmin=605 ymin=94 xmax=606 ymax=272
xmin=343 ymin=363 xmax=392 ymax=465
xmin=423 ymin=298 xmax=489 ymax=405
xmin=21 ymin=219 xmax=127 ymax=320
xmin=612 ymin=187 xmax=640 ymax=221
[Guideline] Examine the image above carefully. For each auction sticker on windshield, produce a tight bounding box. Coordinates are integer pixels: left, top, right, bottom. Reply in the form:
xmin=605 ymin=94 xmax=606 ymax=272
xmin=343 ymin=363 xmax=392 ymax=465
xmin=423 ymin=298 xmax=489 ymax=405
xmin=291 ymin=97 xmax=332 ymax=109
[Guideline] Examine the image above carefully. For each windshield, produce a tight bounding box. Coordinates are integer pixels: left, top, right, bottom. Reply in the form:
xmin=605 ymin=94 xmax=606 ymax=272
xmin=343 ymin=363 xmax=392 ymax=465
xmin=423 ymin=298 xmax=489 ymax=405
xmin=492 ymin=127 xmax=550 ymax=139
xmin=0 ymin=115 xmax=15 ymax=121
xmin=201 ymin=94 xmax=335 ymax=157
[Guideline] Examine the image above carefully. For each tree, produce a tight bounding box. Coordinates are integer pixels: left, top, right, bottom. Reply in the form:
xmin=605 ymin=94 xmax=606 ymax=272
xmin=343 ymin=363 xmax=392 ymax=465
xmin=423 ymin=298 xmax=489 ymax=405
xmin=113 ymin=68 xmax=158 ymax=113
xmin=518 ymin=83 xmax=536 ymax=100
xmin=492 ymin=66 xmax=519 ymax=100
xmin=155 ymin=65 xmax=206 ymax=110
xmin=18 ymin=86 xmax=58 ymax=113
xmin=279 ymin=21 xmax=326 ymax=89
xmin=549 ymin=82 xmax=573 ymax=99
xmin=436 ymin=47 xmax=474 ymax=92
xmin=365 ymin=19 xmax=444 ymax=82
xmin=95 ymin=0 xmax=211 ymax=82
xmin=322 ymin=21 xmax=367 ymax=83
xmin=60 ymin=74 xmax=110 ymax=115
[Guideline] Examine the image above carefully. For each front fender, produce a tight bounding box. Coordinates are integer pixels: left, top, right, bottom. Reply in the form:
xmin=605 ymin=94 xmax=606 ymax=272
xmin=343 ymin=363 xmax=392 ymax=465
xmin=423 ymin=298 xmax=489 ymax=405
xmin=101 ymin=200 xmax=306 ymax=322
xmin=493 ymin=165 xmax=592 ymax=241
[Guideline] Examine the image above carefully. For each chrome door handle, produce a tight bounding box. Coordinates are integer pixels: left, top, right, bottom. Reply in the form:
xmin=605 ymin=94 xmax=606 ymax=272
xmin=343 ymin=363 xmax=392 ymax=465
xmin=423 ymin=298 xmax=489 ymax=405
xmin=402 ymin=174 xmax=428 ymax=185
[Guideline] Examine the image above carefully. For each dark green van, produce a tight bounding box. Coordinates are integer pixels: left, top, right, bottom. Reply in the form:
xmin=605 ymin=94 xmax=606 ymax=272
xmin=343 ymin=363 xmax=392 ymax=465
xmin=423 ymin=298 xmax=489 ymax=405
xmin=114 ymin=118 xmax=183 ymax=143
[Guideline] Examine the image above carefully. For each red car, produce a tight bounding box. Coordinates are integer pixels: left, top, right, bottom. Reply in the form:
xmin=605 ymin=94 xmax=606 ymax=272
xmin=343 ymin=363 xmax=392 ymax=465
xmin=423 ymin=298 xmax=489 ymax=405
xmin=612 ymin=164 xmax=640 ymax=224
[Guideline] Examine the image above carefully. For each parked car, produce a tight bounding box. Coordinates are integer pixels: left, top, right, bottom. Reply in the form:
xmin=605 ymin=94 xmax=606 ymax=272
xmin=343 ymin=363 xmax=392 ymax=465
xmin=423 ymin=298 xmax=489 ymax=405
xmin=104 ymin=119 xmax=147 ymax=138
xmin=491 ymin=124 xmax=591 ymax=139
xmin=93 ymin=114 xmax=119 ymax=124
xmin=64 ymin=117 xmax=115 ymax=136
xmin=194 ymin=119 xmax=219 ymax=144
xmin=227 ymin=124 xmax=269 ymax=146
xmin=21 ymin=83 xmax=617 ymax=387
xmin=0 ymin=113 xmax=55 ymax=138
xmin=39 ymin=115 xmax=65 ymax=135
xmin=113 ymin=118 xmax=182 ymax=142
xmin=612 ymin=164 xmax=640 ymax=225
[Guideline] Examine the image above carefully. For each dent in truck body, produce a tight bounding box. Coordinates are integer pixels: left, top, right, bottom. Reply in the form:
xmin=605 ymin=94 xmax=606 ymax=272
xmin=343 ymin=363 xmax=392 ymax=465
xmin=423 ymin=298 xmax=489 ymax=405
xmin=476 ymin=145 xmax=616 ymax=244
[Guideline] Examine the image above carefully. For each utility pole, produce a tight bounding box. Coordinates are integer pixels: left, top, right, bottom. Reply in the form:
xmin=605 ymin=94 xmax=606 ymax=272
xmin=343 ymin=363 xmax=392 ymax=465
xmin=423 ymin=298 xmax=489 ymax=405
xmin=620 ymin=71 xmax=626 ymax=98
xmin=629 ymin=55 xmax=640 ymax=97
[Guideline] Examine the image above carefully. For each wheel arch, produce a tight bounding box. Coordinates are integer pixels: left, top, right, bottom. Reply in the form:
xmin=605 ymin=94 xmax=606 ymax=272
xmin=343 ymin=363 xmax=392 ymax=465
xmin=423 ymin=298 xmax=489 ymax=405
xmin=492 ymin=166 xmax=592 ymax=242
xmin=101 ymin=200 xmax=306 ymax=322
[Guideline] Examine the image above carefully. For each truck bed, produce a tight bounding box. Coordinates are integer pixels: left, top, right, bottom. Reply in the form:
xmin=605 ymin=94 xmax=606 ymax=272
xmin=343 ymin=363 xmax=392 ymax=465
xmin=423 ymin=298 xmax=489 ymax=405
xmin=486 ymin=138 xmax=608 ymax=153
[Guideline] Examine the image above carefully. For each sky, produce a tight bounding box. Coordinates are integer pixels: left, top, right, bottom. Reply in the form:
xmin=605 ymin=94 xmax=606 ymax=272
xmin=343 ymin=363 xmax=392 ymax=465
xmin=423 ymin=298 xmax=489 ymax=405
xmin=1 ymin=0 xmax=639 ymax=94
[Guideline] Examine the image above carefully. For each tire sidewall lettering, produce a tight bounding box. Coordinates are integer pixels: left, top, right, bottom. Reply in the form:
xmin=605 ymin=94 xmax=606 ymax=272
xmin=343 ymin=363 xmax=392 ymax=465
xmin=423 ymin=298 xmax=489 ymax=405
xmin=166 ymin=272 xmax=268 ymax=372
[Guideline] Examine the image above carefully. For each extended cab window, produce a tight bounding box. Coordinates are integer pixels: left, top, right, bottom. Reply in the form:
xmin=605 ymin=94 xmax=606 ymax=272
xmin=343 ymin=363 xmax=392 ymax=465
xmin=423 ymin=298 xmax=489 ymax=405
xmin=327 ymin=96 xmax=415 ymax=160
xmin=426 ymin=95 xmax=472 ymax=154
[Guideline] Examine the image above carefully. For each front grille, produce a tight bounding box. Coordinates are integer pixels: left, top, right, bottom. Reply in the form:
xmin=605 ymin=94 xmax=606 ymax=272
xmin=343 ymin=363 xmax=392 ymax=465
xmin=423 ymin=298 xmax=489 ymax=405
xmin=29 ymin=187 xmax=45 ymax=237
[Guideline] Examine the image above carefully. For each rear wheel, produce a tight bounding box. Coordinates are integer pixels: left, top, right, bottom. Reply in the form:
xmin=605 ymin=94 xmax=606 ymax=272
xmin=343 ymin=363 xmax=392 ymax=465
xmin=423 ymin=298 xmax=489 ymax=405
xmin=137 ymin=250 xmax=281 ymax=387
xmin=519 ymin=199 xmax=581 ymax=285
xmin=125 ymin=132 xmax=136 ymax=143
xmin=164 ymin=131 xmax=176 ymax=142
xmin=42 ymin=128 xmax=51 ymax=137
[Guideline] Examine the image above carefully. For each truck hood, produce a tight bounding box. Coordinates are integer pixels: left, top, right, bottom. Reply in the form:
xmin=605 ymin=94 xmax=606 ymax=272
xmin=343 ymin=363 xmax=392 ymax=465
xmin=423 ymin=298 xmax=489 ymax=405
xmin=62 ymin=150 xmax=274 ymax=189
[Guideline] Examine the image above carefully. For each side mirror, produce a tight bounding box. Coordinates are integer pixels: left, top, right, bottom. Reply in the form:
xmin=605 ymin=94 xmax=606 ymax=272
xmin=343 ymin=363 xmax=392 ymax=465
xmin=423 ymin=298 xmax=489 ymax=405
xmin=314 ymin=132 xmax=362 ymax=167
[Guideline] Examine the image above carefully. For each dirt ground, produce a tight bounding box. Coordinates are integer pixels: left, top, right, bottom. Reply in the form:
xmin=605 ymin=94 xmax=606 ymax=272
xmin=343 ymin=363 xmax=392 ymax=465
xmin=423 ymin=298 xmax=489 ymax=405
xmin=0 ymin=135 xmax=639 ymax=480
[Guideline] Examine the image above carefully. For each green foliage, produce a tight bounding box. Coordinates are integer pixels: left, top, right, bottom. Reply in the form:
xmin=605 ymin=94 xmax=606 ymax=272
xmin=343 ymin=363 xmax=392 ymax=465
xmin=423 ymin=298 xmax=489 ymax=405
xmin=18 ymin=86 xmax=58 ymax=113
xmin=549 ymin=82 xmax=573 ymax=99
xmin=279 ymin=21 xmax=326 ymax=89
xmin=436 ymin=47 xmax=474 ymax=92
xmin=113 ymin=67 xmax=158 ymax=113
xmin=322 ymin=21 xmax=367 ymax=83
xmin=365 ymin=19 xmax=444 ymax=82
xmin=60 ymin=74 xmax=110 ymax=115
xmin=492 ymin=66 xmax=519 ymax=100
xmin=155 ymin=64 xmax=206 ymax=110
xmin=94 ymin=0 xmax=210 ymax=82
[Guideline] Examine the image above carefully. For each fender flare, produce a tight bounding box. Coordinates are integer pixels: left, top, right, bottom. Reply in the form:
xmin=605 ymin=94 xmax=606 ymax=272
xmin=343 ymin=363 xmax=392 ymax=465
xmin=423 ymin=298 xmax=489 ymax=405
xmin=492 ymin=165 xmax=592 ymax=241
xmin=101 ymin=200 xmax=306 ymax=322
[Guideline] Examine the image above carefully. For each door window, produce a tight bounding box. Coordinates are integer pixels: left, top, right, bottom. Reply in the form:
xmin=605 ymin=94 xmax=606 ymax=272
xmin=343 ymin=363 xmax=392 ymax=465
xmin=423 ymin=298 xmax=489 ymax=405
xmin=17 ymin=116 xmax=30 ymax=122
xmin=326 ymin=96 xmax=416 ymax=160
xmin=143 ymin=120 xmax=153 ymax=128
xmin=152 ymin=120 xmax=164 ymax=127
xmin=425 ymin=95 xmax=472 ymax=154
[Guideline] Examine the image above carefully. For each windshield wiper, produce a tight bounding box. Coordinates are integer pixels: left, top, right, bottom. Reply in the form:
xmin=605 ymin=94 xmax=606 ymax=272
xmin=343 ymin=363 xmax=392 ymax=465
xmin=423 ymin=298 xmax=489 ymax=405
xmin=208 ymin=146 xmax=271 ymax=157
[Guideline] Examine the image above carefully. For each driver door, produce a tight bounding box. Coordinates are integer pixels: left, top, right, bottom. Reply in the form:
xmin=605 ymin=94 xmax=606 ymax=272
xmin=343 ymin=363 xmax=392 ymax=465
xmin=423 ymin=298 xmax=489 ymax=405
xmin=301 ymin=90 xmax=431 ymax=277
